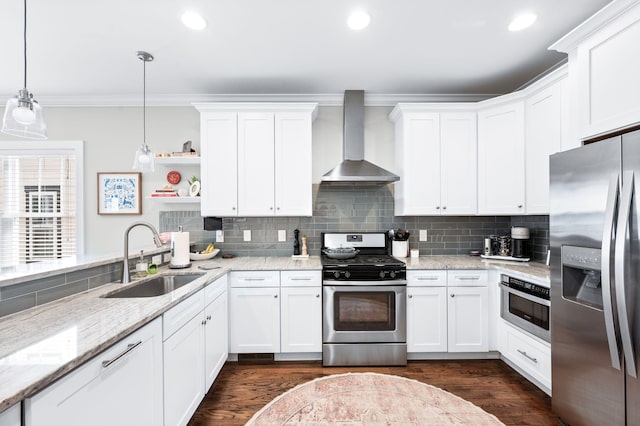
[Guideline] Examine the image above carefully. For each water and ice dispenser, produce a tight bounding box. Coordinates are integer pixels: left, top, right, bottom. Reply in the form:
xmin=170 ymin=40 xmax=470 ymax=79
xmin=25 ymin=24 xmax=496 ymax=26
xmin=561 ymin=246 xmax=603 ymax=310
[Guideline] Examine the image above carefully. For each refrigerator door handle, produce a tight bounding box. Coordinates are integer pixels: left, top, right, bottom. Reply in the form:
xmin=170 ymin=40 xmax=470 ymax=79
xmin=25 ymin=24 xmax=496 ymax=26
xmin=615 ymin=170 xmax=637 ymax=378
xmin=602 ymin=172 xmax=622 ymax=371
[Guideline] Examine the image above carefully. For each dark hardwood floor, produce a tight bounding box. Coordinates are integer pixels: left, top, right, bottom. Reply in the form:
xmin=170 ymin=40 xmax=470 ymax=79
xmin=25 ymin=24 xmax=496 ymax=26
xmin=188 ymin=359 xmax=560 ymax=425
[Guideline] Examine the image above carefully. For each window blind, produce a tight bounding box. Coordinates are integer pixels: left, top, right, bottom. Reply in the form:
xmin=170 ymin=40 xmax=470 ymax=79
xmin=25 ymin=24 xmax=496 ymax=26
xmin=0 ymin=154 xmax=77 ymax=268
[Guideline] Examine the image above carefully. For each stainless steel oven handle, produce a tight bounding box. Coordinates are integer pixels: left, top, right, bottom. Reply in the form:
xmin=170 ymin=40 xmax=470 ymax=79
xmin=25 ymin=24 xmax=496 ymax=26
xmin=499 ymin=283 xmax=550 ymax=307
xmin=323 ymin=279 xmax=407 ymax=286
xmin=602 ymin=172 xmax=621 ymax=371
xmin=615 ymin=171 xmax=636 ymax=378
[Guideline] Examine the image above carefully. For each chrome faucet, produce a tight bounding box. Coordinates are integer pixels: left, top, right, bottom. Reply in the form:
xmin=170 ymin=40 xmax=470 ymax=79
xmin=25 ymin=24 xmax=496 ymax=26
xmin=122 ymin=221 xmax=164 ymax=284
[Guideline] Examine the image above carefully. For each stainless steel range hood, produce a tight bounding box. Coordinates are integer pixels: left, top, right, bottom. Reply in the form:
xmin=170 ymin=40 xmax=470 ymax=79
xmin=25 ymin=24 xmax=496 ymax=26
xmin=321 ymin=90 xmax=399 ymax=184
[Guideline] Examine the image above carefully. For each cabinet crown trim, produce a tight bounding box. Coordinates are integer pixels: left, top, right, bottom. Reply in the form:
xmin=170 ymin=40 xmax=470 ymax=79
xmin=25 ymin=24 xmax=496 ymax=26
xmin=549 ymin=0 xmax=640 ymax=52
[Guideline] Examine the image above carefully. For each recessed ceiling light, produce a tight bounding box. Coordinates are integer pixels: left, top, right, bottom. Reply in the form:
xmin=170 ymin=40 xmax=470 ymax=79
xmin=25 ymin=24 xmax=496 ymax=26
xmin=508 ymin=12 xmax=537 ymax=31
xmin=181 ymin=11 xmax=207 ymax=30
xmin=348 ymin=11 xmax=370 ymax=30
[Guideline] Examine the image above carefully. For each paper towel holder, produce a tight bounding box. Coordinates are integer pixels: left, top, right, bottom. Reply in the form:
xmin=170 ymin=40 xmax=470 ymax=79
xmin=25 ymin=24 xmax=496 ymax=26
xmin=169 ymin=226 xmax=192 ymax=269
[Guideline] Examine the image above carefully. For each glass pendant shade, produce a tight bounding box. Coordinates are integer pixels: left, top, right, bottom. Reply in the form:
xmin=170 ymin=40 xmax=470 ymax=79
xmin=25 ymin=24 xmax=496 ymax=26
xmin=133 ymin=142 xmax=155 ymax=172
xmin=2 ymin=0 xmax=48 ymax=140
xmin=132 ymin=51 xmax=154 ymax=173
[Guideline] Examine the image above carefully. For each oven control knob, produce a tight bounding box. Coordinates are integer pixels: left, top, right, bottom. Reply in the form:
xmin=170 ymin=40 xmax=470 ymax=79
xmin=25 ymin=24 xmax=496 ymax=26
xmin=333 ymin=271 xmax=340 ymax=279
xmin=379 ymin=271 xmax=386 ymax=279
xmin=344 ymin=271 xmax=351 ymax=279
xmin=389 ymin=271 xmax=396 ymax=279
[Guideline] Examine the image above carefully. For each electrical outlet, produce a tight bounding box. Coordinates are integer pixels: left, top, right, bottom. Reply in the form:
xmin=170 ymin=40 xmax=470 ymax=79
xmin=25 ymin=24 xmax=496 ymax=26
xmin=243 ymin=230 xmax=252 ymax=241
xmin=216 ymin=230 xmax=224 ymax=243
xmin=152 ymin=255 xmax=162 ymax=265
xmin=419 ymin=229 xmax=427 ymax=241
xmin=163 ymin=253 xmax=172 ymax=263
xmin=278 ymin=230 xmax=286 ymax=242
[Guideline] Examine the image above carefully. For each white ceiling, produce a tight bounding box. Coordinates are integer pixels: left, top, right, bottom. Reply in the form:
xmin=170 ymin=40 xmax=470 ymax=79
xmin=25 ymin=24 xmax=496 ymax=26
xmin=0 ymin=0 xmax=612 ymax=106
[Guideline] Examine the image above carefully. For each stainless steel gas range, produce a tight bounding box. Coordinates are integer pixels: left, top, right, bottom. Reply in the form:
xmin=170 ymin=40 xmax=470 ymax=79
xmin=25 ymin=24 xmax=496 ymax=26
xmin=321 ymin=232 xmax=407 ymax=366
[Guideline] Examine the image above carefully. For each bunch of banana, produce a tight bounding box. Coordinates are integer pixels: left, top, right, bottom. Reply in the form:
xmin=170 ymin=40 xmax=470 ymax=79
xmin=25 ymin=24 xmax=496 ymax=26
xmin=200 ymin=243 xmax=215 ymax=254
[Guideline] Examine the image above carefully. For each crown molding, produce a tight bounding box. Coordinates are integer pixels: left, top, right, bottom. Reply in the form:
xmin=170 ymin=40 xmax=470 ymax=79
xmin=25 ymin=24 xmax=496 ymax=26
xmin=5 ymin=92 xmax=499 ymax=108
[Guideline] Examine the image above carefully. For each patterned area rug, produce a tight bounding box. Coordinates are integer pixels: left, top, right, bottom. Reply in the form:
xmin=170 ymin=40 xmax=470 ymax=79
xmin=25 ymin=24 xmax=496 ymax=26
xmin=246 ymin=372 xmax=505 ymax=425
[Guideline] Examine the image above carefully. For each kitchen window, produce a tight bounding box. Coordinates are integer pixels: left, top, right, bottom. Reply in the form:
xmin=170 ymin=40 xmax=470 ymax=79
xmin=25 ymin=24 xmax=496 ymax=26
xmin=0 ymin=141 xmax=84 ymax=270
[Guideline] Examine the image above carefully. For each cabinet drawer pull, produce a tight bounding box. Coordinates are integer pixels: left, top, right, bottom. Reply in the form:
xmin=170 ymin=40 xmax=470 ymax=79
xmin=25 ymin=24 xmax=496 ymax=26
xmin=290 ymin=277 xmax=312 ymax=281
xmin=517 ymin=349 xmax=538 ymax=363
xmin=102 ymin=341 xmax=142 ymax=368
xmin=455 ymin=276 xmax=480 ymax=281
xmin=417 ymin=276 xmax=439 ymax=281
xmin=243 ymin=278 xmax=266 ymax=281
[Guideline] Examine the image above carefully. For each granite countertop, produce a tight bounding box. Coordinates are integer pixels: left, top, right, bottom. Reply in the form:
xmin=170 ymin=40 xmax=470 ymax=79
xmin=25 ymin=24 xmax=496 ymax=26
xmin=403 ymin=255 xmax=550 ymax=283
xmin=0 ymin=254 xmax=547 ymax=412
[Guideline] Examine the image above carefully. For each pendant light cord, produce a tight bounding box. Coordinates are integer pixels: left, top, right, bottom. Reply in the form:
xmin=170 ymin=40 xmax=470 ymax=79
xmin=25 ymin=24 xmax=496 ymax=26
xmin=143 ymin=56 xmax=146 ymax=145
xmin=22 ymin=0 xmax=28 ymax=89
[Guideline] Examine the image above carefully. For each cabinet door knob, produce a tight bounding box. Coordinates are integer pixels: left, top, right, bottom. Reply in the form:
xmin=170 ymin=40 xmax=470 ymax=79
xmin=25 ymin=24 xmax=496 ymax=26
xmin=274 ymin=294 xmax=278 ymax=298
xmin=206 ymin=315 xmax=212 ymax=320
xmin=517 ymin=205 xmax=523 ymax=208
xmin=277 ymin=207 xmax=280 ymax=210
xmin=316 ymin=294 xmax=320 ymax=298
xmin=450 ymin=294 xmax=455 ymax=298
xmin=232 ymin=206 xmax=236 ymax=210
xmin=442 ymin=206 xmax=447 ymax=210
xmin=436 ymin=206 xmax=440 ymax=210
xmin=270 ymin=206 xmax=273 ymax=210
xmin=408 ymin=294 xmax=413 ymax=299
xmin=201 ymin=320 xmax=207 ymax=325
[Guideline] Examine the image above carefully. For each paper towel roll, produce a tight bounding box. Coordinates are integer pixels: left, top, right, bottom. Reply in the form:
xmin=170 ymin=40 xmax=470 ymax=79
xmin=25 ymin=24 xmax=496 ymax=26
xmin=170 ymin=231 xmax=190 ymax=267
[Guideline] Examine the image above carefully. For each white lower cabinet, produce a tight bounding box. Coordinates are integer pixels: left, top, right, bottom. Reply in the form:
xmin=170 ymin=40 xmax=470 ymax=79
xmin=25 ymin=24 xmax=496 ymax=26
xmin=228 ymin=270 xmax=322 ymax=354
xmin=280 ymin=271 xmax=322 ymax=353
xmin=407 ymin=286 xmax=448 ymax=352
xmin=0 ymin=404 xmax=19 ymax=426
xmin=163 ymin=276 xmax=228 ymax=426
xmin=25 ymin=318 xmax=163 ymax=426
xmin=229 ymin=271 xmax=281 ymax=353
xmin=407 ymin=270 xmax=488 ymax=354
xmin=0 ymin=404 xmax=20 ymax=426
xmin=447 ymin=270 xmax=489 ymax=353
xmin=499 ymin=321 xmax=551 ymax=394
xmin=205 ymin=277 xmax=228 ymax=390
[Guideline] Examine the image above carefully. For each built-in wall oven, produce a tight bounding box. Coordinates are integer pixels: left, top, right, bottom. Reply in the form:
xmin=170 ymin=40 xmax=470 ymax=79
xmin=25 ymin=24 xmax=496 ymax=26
xmin=321 ymin=232 xmax=407 ymax=366
xmin=500 ymin=274 xmax=550 ymax=342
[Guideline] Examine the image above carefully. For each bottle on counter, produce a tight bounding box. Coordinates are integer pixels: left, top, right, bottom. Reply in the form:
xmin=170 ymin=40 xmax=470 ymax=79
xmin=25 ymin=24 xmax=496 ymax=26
xmin=293 ymin=229 xmax=301 ymax=255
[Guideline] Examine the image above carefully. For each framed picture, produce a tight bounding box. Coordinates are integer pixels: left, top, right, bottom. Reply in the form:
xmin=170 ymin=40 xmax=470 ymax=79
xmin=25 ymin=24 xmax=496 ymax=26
xmin=97 ymin=172 xmax=142 ymax=215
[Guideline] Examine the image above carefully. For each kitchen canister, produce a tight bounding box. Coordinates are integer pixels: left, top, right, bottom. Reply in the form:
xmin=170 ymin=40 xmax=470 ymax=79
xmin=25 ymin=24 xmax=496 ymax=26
xmin=392 ymin=240 xmax=409 ymax=258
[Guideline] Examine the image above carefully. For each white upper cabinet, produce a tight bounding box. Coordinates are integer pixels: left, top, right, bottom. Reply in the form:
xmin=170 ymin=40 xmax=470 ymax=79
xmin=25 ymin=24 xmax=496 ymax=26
xmin=237 ymin=112 xmax=276 ymax=216
xmin=195 ymin=103 xmax=318 ymax=217
xmin=274 ymin=112 xmax=314 ymax=216
xmin=525 ymin=80 xmax=563 ymax=214
xmin=390 ymin=105 xmax=477 ymax=216
xmin=477 ymin=100 xmax=525 ymax=215
xmin=550 ymin=0 xmax=640 ymax=140
xmin=200 ymin=112 xmax=238 ymax=216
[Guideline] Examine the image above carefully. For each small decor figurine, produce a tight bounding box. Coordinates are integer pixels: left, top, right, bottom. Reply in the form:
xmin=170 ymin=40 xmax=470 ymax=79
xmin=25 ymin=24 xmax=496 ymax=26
xmin=301 ymin=235 xmax=308 ymax=256
xmin=293 ymin=229 xmax=301 ymax=255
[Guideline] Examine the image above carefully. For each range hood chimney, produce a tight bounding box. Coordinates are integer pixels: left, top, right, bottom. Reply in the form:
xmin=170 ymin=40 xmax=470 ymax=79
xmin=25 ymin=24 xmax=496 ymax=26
xmin=321 ymin=90 xmax=399 ymax=184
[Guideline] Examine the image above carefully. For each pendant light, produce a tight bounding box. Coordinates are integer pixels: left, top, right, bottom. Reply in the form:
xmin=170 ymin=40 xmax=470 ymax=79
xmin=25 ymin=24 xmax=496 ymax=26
xmin=2 ymin=0 xmax=47 ymax=140
xmin=132 ymin=51 xmax=155 ymax=172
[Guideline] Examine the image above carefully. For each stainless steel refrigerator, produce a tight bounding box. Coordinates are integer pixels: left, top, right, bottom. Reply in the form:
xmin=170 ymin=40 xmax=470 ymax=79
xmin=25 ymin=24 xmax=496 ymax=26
xmin=550 ymin=128 xmax=640 ymax=425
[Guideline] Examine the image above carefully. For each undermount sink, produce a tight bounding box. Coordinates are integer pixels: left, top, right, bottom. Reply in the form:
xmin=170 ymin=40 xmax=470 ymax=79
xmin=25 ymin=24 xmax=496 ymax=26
xmin=102 ymin=273 xmax=204 ymax=298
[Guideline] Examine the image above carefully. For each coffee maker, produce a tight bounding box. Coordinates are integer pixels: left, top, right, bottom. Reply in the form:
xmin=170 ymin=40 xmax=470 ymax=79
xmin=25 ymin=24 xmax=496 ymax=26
xmin=511 ymin=226 xmax=530 ymax=258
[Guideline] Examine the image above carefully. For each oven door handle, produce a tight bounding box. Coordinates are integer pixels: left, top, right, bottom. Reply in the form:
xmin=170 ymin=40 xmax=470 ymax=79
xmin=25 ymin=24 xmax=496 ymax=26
xmin=499 ymin=283 xmax=550 ymax=307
